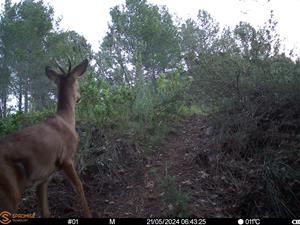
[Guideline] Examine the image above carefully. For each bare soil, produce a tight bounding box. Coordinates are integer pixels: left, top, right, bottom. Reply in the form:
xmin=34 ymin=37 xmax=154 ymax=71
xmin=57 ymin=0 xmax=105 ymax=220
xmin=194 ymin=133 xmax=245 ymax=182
xmin=19 ymin=115 xmax=214 ymax=217
xmin=18 ymin=114 xmax=300 ymax=217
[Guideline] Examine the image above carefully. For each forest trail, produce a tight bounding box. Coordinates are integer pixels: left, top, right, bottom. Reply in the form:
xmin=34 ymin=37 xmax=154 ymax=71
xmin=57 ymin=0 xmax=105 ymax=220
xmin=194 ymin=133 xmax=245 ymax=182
xmin=87 ymin=115 xmax=212 ymax=218
xmin=20 ymin=115 xmax=217 ymax=218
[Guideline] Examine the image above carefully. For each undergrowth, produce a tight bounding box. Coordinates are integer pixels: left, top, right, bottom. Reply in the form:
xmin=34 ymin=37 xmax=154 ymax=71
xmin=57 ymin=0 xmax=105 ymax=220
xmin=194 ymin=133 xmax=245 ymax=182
xmin=149 ymin=168 xmax=190 ymax=217
xmin=204 ymin=83 xmax=300 ymax=217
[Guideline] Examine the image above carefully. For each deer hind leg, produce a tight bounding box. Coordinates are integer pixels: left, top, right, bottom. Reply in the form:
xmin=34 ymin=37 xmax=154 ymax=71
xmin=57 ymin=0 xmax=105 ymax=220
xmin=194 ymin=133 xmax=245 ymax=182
xmin=61 ymin=159 xmax=91 ymax=218
xmin=36 ymin=180 xmax=50 ymax=217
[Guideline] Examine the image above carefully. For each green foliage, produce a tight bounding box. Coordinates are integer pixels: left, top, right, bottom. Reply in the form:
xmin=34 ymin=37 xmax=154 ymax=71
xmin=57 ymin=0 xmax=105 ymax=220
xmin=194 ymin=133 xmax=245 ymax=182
xmin=77 ymin=72 xmax=134 ymax=125
xmin=181 ymin=10 xmax=292 ymax=112
xmin=0 ymin=0 xmax=56 ymax=112
xmin=46 ymin=31 xmax=93 ymax=63
xmin=0 ymin=0 xmax=299 ymax=217
xmin=97 ymin=0 xmax=181 ymax=88
xmin=77 ymin=66 xmax=190 ymax=146
xmin=178 ymin=7 xmax=300 ymax=216
xmin=150 ymin=168 xmax=190 ymax=217
xmin=0 ymin=0 xmax=93 ymax=114
xmin=0 ymin=109 xmax=54 ymax=137
xmin=132 ymin=69 xmax=190 ymax=142
xmin=0 ymin=112 xmax=24 ymax=136
xmin=262 ymin=153 xmax=300 ymax=216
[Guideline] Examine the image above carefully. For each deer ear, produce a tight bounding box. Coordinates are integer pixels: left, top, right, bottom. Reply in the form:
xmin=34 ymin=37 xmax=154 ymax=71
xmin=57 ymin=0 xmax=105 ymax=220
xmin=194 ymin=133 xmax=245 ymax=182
xmin=45 ymin=66 xmax=59 ymax=84
xmin=71 ymin=59 xmax=88 ymax=78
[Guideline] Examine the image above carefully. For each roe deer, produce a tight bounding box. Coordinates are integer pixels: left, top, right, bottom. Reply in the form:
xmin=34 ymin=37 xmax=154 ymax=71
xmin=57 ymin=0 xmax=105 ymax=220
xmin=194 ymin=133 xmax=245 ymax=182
xmin=0 ymin=59 xmax=91 ymax=217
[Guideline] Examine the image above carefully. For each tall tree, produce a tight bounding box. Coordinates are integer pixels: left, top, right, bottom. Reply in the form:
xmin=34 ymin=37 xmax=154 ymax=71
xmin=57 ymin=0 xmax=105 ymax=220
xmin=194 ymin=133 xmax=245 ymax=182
xmin=0 ymin=0 xmax=15 ymax=117
xmin=0 ymin=0 xmax=55 ymax=112
xmin=0 ymin=0 xmax=93 ymax=113
xmin=97 ymin=0 xmax=181 ymax=91
xmin=181 ymin=10 xmax=220 ymax=72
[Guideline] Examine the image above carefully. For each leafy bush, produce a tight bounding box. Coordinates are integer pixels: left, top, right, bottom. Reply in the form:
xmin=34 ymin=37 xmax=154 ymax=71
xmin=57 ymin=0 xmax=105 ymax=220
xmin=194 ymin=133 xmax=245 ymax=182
xmin=77 ymin=68 xmax=191 ymax=146
xmin=0 ymin=110 xmax=54 ymax=137
xmin=180 ymin=9 xmax=300 ymax=216
xmin=77 ymin=72 xmax=135 ymax=123
xmin=150 ymin=168 xmax=190 ymax=217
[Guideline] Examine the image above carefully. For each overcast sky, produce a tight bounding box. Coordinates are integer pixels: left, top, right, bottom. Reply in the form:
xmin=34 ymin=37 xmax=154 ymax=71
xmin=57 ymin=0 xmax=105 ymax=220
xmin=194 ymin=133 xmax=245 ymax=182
xmin=1 ymin=0 xmax=300 ymax=53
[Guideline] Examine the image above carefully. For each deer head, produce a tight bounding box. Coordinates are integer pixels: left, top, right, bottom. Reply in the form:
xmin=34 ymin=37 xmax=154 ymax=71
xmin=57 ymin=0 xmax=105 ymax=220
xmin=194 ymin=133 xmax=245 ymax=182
xmin=45 ymin=59 xmax=88 ymax=127
xmin=46 ymin=59 xmax=88 ymax=102
xmin=0 ymin=59 xmax=91 ymax=218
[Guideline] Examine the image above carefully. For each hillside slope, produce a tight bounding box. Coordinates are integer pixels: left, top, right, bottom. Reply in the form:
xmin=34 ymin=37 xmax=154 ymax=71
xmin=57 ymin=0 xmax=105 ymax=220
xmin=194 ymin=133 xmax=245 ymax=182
xmin=19 ymin=114 xmax=300 ymax=217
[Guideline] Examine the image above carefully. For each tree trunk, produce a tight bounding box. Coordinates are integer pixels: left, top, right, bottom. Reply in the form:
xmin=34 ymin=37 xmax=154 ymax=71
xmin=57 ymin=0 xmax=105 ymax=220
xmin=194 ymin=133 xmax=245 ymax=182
xmin=2 ymin=93 xmax=7 ymax=118
xmin=18 ymin=83 xmax=23 ymax=112
xmin=151 ymin=68 xmax=158 ymax=94
xmin=24 ymin=78 xmax=29 ymax=113
xmin=0 ymin=102 xmax=2 ymax=119
xmin=0 ymin=90 xmax=6 ymax=118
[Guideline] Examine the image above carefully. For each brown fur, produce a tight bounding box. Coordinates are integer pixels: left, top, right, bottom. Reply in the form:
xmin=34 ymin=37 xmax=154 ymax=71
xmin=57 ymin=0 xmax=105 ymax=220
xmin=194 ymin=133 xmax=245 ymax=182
xmin=0 ymin=59 xmax=91 ymax=217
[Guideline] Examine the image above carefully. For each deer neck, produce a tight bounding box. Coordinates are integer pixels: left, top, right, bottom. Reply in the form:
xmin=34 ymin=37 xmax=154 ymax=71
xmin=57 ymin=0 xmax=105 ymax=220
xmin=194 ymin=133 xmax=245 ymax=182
xmin=56 ymin=84 xmax=76 ymax=129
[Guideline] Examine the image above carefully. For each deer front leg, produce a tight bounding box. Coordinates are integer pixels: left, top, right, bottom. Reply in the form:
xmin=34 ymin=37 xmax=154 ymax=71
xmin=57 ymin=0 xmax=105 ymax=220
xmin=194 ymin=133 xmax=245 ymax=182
xmin=61 ymin=159 xmax=92 ymax=218
xmin=36 ymin=180 xmax=50 ymax=218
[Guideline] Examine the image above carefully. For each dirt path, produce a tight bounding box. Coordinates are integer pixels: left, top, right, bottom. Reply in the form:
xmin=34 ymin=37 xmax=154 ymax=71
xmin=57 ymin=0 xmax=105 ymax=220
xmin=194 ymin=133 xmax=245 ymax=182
xmin=88 ymin=115 xmax=212 ymax=218
xmin=20 ymin=115 xmax=216 ymax=217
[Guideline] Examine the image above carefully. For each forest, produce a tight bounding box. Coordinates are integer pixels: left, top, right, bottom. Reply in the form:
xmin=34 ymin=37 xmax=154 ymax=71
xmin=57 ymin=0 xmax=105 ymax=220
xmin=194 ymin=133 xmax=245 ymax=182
xmin=0 ymin=0 xmax=299 ymax=218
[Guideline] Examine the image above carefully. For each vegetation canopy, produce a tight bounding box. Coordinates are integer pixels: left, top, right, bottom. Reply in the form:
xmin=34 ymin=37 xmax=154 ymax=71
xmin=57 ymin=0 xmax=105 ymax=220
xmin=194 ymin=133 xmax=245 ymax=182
xmin=0 ymin=0 xmax=299 ymax=218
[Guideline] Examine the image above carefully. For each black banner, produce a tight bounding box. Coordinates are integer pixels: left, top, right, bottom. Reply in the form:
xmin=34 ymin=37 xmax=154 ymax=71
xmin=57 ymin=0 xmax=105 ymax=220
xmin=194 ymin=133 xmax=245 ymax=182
xmin=4 ymin=218 xmax=297 ymax=225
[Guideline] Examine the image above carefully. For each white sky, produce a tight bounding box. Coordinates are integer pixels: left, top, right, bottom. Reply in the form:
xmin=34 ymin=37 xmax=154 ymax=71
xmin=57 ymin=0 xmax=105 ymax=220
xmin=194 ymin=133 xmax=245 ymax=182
xmin=1 ymin=0 xmax=300 ymax=53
